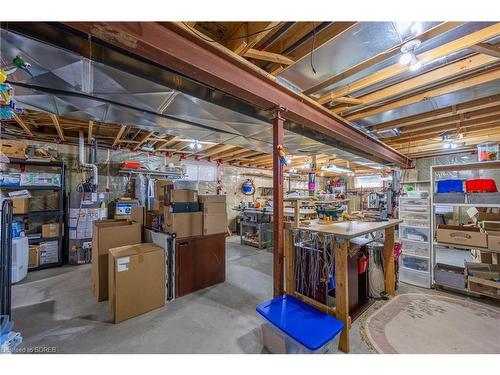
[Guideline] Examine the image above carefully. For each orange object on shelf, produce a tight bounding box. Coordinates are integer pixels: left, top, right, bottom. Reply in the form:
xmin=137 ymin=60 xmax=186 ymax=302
xmin=123 ymin=160 xmax=142 ymax=169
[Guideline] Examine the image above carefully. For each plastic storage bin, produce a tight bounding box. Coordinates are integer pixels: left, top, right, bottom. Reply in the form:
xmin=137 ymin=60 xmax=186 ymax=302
xmin=399 ymin=266 xmax=431 ymax=288
xmin=467 ymin=192 xmax=500 ymax=204
xmin=400 ymin=254 xmax=430 ymax=272
xmin=401 ymin=239 xmax=430 ymax=257
xmin=433 ymin=263 xmax=466 ymax=290
xmin=477 ymin=142 xmax=498 ymax=162
xmin=465 ymin=179 xmax=497 ymax=193
xmin=399 ymin=225 xmax=429 ymax=242
xmin=256 ymin=295 xmax=344 ymax=354
xmin=437 ymin=179 xmax=463 ymax=193
xmin=433 ymin=192 xmax=466 ymax=203
xmin=11 ymin=236 xmax=29 ymax=283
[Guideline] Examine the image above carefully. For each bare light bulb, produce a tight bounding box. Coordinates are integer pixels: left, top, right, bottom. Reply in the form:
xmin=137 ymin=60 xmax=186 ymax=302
xmin=409 ymin=54 xmax=422 ymax=71
xmin=399 ymin=52 xmax=412 ymax=65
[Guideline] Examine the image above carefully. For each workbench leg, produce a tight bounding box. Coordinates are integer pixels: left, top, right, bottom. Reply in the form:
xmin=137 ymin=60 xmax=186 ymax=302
xmin=384 ymin=226 xmax=395 ymax=296
xmin=334 ymin=239 xmax=350 ymax=353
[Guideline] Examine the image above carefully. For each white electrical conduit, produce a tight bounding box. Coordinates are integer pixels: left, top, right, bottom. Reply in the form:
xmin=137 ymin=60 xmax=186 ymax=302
xmin=79 ymin=131 xmax=98 ymax=186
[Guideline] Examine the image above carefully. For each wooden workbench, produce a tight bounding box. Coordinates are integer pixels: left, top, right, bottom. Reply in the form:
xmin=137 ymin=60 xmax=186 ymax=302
xmin=284 ymin=219 xmax=402 ymax=353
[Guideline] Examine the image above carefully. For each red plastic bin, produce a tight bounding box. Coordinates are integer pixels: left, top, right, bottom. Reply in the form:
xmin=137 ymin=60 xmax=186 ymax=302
xmin=465 ymin=179 xmax=497 ymax=193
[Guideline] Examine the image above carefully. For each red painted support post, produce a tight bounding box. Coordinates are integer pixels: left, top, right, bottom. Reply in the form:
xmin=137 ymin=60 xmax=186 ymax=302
xmin=273 ymin=111 xmax=285 ymax=297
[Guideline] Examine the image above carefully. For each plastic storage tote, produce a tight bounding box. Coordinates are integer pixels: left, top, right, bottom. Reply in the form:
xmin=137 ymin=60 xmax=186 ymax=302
xmin=400 ymin=254 xmax=430 ymax=272
xmin=433 ymin=192 xmax=465 ymax=203
xmin=434 ymin=263 xmax=466 ymax=290
xmin=399 ymin=225 xmax=429 ymax=242
xmin=256 ymin=295 xmax=344 ymax=354
xmin=477 ymin=142 xmax=498 ymax=162
xmin=467 ymin=192 xmax=500 ymax=204
xmin=465 ymin=179 xmax=497 ymax=193
xmin=401 ymin=239 xmax=430 ymax=258
xmin=437 ymin=179 xmax=463 ymax=193
xmin=399 ymin=266 xmax=431 ymax=288
xmin=402 ymin=219 xmax=428 ymax=228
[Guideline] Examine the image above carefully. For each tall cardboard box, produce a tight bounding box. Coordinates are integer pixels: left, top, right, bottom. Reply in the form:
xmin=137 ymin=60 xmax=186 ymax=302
xmin=163 ymin=209 xmax=202 ymax=238
xmin=168 ymin=189 xmax=198 ymax=204
xmin=108 ymin=243 xmax=165 ymax=323
xmin=12 ymin=198 xmax=29 ymax=214
xmin=199 ymin=195 xmax=227 ymax=235
xmin=154 ymin=180 xmax=174 ymax=210
xmin=91 ymin=220 xmax=142 ymax=301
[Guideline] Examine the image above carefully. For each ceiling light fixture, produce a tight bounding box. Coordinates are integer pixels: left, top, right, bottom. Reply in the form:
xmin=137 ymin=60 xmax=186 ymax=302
xmin=321 ymin=164 xmax=354 ymax=174
xmin=410 ymin=22 xmax=422 ymax=36
xmin=399 ymin=39 xmax=422 ymax=71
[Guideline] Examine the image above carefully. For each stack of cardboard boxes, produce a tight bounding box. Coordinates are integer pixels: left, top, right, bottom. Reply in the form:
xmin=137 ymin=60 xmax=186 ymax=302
xmin=199 ymin=195 xmax=228 ymax=236
xmin=90 ymin=218 xmax=165 ymax=323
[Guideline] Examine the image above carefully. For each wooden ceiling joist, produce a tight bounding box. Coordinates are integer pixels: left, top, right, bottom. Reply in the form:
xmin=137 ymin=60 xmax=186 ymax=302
xmin=470 ymin=43 xmax=500 ymax=58
xmin=372 ymin=95 xmax=500 ymax=131
xmin=243 ymin=48 xmax=294 ymax=65
xmin=133 ymin=130 xmax=155 ymax=151
xmin=12 ymin=113 xmax=33 ymax=137
xmin=346 ymin=68 xmax=500 ymax=121
xmin=88 ymin=121 xmax=93 ymax=144
xmin=342 ymin=53 xmax=498 ymax=115
xmin=226 ymin=22 xmax=281 ymax=55
xmin=316 ymin=23 xmax=500 ymax=105
xmin=112 ymin=125 xmax=127 ymax=147
xmin=49 ymin=114 xmax=65 ymax=141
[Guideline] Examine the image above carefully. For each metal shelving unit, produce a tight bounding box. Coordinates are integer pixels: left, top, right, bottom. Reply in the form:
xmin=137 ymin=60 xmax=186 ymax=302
xmin=430 ymin=160 xmax=500 ymax=296
xmin=6 ymin=158 xmax=66 ymax=271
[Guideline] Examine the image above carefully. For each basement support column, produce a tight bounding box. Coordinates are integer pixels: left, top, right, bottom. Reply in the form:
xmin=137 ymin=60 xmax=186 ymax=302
xmin=273 ymin=110 xmax=285 ymax=297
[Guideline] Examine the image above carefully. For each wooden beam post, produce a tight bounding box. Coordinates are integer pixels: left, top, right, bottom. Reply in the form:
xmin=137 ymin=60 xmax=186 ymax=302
xmin=273 ymin=110 xmax=285 ymax=297
xmin=334 ymin=239 xmax=350 ymax=353
xmin=384 ymin=226 xmax=396 ymax=296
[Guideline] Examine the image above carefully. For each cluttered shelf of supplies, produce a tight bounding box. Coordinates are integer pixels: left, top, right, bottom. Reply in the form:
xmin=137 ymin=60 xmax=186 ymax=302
xmin=428 ymin=159 xmax=500 ymax=300
xmin=1 ymin=141 xmax=66 ymax=275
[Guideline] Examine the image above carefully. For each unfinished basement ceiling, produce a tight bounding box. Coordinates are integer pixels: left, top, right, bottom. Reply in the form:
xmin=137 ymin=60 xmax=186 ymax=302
xmin=0 ymin=27 xmax=386 ymax=170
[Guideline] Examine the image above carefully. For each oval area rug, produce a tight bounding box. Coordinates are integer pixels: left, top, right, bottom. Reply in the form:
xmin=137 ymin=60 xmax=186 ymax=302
xmin=363 ymin=293 xmax=500 ymax=354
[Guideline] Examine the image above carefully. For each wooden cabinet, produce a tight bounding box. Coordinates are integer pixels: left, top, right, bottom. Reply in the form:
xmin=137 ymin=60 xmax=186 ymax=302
xmin=175 ymin=233 xmax=226 ymax=298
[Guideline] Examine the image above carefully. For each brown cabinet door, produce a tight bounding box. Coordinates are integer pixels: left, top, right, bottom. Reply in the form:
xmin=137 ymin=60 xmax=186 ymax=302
xmin=176 ymin=234 xmax=226 ymax=298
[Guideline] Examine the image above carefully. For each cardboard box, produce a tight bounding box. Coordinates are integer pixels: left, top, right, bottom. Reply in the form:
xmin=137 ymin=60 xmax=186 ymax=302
xmin=42 ymin=223 xmax=60 ymax=238
xmin=203 ymin=213 xmax=228 ymax=235
xmin=436 ymin=225 xmax=488 ymax=248
xmin=91 ymin=220 xmax=142 ymax=301
xmin=481 ymin=221 xmax=500 ymax=252
xmin=146 ymin=211 xmax=157 ymax=229
xmin=131 ymin=206 xmax=146 ymax=225
xmin=28 ymin=245 xmax=39 ymax=269
xmin=39 ymin=240 xmax=59 ymax=265
xmin=108 ymin=243 xmax=165 ymax=323
xmin=163 ymin=209 xmax=202 ymax=238
xmin=154 ymin=180 xmax=174 ymax=206
xmin=198 ymin=195 xmax=226 ymax=204
xmin=12 ymin=198 xmax=29 ymax=214
xmin=201 ymin=202 xmax=226 ymax=215
xmin=0 ymin=141 xmax=26 ymax=159
xmin=168 ymin=189 xmax=198 ymax=204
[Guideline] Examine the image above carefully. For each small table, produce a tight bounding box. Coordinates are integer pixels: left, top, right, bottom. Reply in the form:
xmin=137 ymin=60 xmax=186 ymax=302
xmin=289 ymin=219 xmax=402 ymax=353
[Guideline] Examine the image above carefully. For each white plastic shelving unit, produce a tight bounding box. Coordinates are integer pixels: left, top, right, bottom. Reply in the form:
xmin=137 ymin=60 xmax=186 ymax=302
xmin=398 ymin=195 xmax=432 ymax=288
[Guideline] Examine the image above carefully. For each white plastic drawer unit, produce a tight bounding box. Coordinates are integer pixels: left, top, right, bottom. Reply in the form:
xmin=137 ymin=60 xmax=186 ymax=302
xmin=401 ymin=239 xmax=430 ymax=258
xmin=398 ymin=204 xmax=429 ymax=214
xmin=399 ymin=197 xmax=429 ymax=206
xmin=399 ymin=211 xmax=429 ymax=221
xmin=399 ymin=225 xmax=430 ymax=242
xmin=399 ymin=267 xmax=431 ymax=288
xmin=400 ymin=254 xmax=430 ymax=272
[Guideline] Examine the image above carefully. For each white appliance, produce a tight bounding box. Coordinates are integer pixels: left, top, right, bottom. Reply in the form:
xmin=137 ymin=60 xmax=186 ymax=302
xmin=11 ymin=236 xmax=29 ymax=283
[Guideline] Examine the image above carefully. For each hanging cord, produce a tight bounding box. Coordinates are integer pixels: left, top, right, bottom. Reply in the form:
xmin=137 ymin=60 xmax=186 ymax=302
xmin=310 ymin=22 xmax=317 ymax=75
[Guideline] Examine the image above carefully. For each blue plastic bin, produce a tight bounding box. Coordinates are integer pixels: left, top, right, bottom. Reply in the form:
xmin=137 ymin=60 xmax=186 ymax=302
xmin=256 ymin=295 xmax=344 ymax=354
xmin=436 ymin=179 xmax=463 ymax=193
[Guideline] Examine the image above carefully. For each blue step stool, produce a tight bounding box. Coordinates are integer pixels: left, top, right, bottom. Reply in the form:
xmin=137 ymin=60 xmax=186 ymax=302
xmin=256 ymin=294 xmax=344 ymax=354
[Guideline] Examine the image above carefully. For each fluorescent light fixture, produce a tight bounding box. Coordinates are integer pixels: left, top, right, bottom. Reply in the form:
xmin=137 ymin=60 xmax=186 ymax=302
xmin=321 ymin=164 xmax=354 ymax=174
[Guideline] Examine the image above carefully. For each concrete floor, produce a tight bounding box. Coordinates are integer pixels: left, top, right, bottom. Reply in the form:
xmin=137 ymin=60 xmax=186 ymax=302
xmin=10 ymin=236 xmax=480 ymax=354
